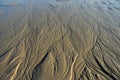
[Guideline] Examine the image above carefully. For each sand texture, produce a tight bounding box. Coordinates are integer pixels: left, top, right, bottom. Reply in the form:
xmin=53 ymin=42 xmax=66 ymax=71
xmin=0 ymin=0 xmax=120 ymax=80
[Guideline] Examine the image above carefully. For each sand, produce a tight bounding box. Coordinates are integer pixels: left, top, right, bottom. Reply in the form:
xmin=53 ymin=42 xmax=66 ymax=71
xmin=0 ymin=0 xmax=120 ymax=80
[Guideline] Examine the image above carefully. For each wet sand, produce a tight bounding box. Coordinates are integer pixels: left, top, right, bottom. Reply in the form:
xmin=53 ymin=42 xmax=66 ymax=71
xmin=0 ymin=0 xmax=120 ymax=80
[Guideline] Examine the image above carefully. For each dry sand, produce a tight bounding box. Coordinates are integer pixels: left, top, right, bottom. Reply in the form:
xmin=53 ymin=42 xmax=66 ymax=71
xmin=0 ymin=0 xmax=120 ymax=80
